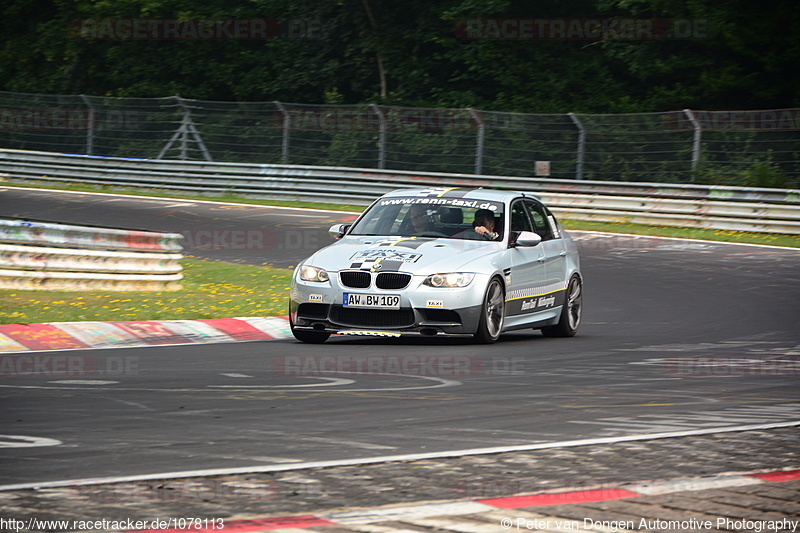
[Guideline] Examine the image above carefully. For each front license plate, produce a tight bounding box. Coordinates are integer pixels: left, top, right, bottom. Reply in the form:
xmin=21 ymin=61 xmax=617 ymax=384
xmin=343 ymin=293 xmax=401 ymax=309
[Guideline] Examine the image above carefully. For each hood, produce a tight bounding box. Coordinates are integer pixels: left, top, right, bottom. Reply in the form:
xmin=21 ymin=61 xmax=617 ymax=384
xmin=306 ymin=235 xmax=501 ymax=275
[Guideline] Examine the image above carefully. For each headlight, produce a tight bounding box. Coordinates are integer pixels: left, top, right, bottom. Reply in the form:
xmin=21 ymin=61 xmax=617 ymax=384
xmin=299 ymin=265 xmax=330 ymax=283
xmin=424 ymin=272 xmax=475 ymax=288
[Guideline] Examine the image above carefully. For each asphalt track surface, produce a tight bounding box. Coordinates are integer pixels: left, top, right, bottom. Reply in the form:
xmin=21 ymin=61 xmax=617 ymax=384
xmin=1 ymin=187 xmax=799 ymax=489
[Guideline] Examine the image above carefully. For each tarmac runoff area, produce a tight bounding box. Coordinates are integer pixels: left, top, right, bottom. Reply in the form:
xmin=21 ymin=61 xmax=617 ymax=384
xmin=1 ymin=427 xmax=798 ymax=533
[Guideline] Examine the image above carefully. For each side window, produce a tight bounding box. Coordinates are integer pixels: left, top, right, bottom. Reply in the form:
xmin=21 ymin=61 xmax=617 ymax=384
xmin=524 ymin=200 xmax=554 ymax=241
xmin=545 ymin=207 xmax=561 ymax=240
xmin=510 ymin=201 xmax=533 ymax=232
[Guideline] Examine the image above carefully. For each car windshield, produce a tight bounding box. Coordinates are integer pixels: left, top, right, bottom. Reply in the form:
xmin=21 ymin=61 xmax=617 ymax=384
xmin=349 ymin=196 xmax=504 ymax=240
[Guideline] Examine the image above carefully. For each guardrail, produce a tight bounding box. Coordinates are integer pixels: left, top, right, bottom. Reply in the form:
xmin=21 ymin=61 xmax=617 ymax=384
xmin=0 ymin=217 xmax=183 ymax=291
xmin=1 ymin=148 xmax=799 ymax=234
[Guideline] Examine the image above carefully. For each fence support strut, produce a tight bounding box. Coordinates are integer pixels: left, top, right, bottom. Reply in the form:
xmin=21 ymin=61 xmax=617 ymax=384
xmin=467 ymin=108 xmax=485 ymax=175
xmin=684 ymin=109 xmax=702 ymax=182
xmin=158 ymin=96 xmax=213 ymax=161
xmin=371 ymin=104 xmax=387 ymax=169
xmin=568 ymin=112 xmax=586 ymax=180
xmin=80 ymin=95 xmax=95 ymax=156
xmin=275 ymin=101 xmax=290 ymax=163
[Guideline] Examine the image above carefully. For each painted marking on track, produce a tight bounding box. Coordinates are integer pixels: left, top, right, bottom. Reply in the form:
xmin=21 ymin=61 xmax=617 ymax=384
xmin=478 ymin=488 xmax=639 ymax=509
xmin=47 ymin=380 xmax=119 ymax=385
xmin=210 ymin=377 xmax=355 ymax=389
xmin=0 ymin=435 xmax=62 ymax=448
xmin=569 ymin=403 xmax=800 ymax=434
xmin=0 ymin=372 xmax=459 ymax=393
xmin=6 ymin=186 xmax=357 ymax=214
xmin=748 ymin=469 xmax=800 ymax=483
xmin=209 ymin=373 xmax=462 ymax=392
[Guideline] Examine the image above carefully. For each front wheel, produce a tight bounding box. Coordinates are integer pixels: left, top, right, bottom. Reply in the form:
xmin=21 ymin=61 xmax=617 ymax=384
xmin=290 ymin=308 xmax=331 ymax=343
xmin=541 ymin=274 xmax=582 ymax=338
xmin=473 ymin=277 xmax=505 ymax=344
xmin=291 ymin=328 xmax=331 ymax=343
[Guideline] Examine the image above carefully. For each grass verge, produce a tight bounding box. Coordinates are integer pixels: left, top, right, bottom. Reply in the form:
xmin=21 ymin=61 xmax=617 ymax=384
xmin=560 ymin=219 xmax=800 ymax=248
xmin=0 ymin=258 xmax=292 ymax=325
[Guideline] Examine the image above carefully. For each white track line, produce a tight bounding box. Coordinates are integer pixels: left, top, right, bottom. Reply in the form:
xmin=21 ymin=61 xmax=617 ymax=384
xmin=2 ymin=185 xmax=359 ymax=214
xmin=2 ymin=420 xmax=798 ymax=492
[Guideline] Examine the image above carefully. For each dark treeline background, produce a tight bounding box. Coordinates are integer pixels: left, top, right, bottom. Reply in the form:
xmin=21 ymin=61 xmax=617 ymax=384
xmin=1 ymin=0 xmax=798 ymax=112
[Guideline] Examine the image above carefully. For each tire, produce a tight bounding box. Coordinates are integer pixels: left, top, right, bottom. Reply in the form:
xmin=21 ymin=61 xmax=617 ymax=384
xmin=473 ymin=277 xmax=505 ymax=344
xmin=291 ymin=328 xmax=331 ymax=343
xmin=290 ymin=308 xmax=331 ymax=343
xmin=541 ymin=274 xmax=582 ymax=338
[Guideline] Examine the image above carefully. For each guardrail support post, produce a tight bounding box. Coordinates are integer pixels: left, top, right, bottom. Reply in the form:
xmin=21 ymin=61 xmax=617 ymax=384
xmin=684 ymin=109 xmax=702 ymax=181
xmin=467 ymin=108 xmax=485 ymax=175
xmin=275 ymin=101 xmax=290 ymax=163
xmin=568 ymin=112 xmax=586 ymax=180
xmin=80 ymin=95 xmax=95 ymax=156
xmin=371 ymin=104 xmax=387 ymax=169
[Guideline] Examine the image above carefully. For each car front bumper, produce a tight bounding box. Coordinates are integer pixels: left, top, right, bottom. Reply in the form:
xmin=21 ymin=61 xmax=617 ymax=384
xmin=289 ymin=272 xmax=490 ymax=336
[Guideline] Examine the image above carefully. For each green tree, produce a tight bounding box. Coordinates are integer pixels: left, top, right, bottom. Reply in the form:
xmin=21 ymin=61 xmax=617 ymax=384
xmin=0 ymin=0 xmax=797 ymax=110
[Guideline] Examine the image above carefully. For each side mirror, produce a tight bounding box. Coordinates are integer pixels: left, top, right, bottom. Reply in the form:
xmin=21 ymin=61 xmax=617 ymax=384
xmin=514 ymin=230 xmax=542 ymax=247
xmin=328 ymin=224 xmax=351 ymax=240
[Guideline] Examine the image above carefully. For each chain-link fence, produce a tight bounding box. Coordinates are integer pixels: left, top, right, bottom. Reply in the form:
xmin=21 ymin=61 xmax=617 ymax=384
xmin=1 ymin=91 xmax=797 ymax=186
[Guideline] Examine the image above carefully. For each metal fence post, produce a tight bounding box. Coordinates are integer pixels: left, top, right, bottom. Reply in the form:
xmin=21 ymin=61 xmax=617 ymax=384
xmin=371 ymin=104 xmax=387 ymax=169
xmin=467 ymin=108 xmax=484 ymax=175
xmin=684 ymin=109 xmax=702 ymax=181
xmin=178 ymin=97 xmax=189 ymax=160
xmin=80 ymin=95 xmax=94 ymax=156
xmin=568 ymin=112 xmax=586 ymax=180
xmin=274 ymin=101 xmax=290 ymax=163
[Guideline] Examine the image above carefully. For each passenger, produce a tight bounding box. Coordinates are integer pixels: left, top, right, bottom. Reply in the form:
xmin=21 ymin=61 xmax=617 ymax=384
xmin=473 ymin=209 xmax=500 ymax=240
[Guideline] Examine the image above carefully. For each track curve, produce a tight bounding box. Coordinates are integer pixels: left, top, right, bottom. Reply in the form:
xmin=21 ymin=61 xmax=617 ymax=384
xmin=1 ymin=186 xmax=799 ymax=487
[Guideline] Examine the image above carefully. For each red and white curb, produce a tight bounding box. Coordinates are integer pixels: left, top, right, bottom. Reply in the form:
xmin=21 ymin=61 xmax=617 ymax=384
xmin=0 ymin=317 xmax=292 ymax=352
xmin=128 ymin=468 xmax=800 ymax=531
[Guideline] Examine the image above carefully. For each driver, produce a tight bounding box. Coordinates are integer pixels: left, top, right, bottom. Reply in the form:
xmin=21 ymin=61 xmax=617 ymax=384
xmin=473 ymin=209 xmax=500 ymax=240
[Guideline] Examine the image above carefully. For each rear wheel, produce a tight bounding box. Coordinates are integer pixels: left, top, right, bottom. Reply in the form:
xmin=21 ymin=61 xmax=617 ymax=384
xmin=473 ymin=277 xmax=505 ymax=344
xmin=541 ymin=274 xmax=582 ymax=338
